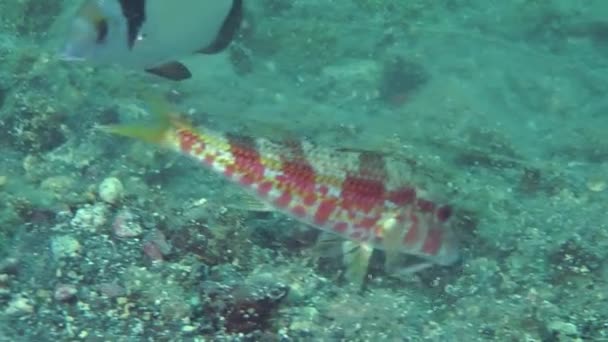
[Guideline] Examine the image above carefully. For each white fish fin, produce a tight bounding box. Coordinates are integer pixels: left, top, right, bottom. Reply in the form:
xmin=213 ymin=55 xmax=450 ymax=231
xmin=145 ymin=61 xmax=191 ymax=81
xmin=376 ymin=212 xmax=405 ymax=271
xmin=388 ymin=261 xmax=434 ymax=281
xmin=199 ymin=0 xmax=243 ymax=54
xmin=342 ymin=241 xmax=373 ymax=288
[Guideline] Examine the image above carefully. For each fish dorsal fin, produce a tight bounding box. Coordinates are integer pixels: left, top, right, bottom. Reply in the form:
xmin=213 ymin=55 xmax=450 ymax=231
xmin=198 ymin=0 xmax=243 ymax=54
xmin=117 ymin=0 xmax=146 ymax=49
xmin=146 ymin=61 xmax=192 ymax=81
xmin=226 ymin=192 xmax=275 ymax=212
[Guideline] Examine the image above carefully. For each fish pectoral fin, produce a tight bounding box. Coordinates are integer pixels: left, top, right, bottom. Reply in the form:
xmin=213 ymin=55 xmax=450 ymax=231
xmin=198 ymin=0 xmax=243 ymax=54
xmin=146 ymin=61 xmax=192 ymax=81
xmin=227 ymin=192 xmax=275 ymax=212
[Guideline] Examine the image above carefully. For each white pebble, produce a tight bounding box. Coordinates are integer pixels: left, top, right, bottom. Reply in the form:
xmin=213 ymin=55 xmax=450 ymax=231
xmin=71 ymin=203 xmax=108 ymax=231
xmin=50 ymin=235 xmax=81 ymax=259
xmin=548 ymin=321 xmax=579 ymax=336
xmin=5 ymin=296 xmax=34 ymax=315
xmin=99 ymin=177 xmax=124 ymax=204
xmin=54 ymin=284 xmax=78 ymax=302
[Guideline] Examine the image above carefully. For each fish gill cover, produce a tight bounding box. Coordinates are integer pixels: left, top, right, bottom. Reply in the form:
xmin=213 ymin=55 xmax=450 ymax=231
xmin=0 ymin=0 xmax=607 ymax=341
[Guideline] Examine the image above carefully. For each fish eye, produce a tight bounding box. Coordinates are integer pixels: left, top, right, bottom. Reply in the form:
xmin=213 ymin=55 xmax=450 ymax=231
xmin=95 ymin=19 xmax=108 ymax=44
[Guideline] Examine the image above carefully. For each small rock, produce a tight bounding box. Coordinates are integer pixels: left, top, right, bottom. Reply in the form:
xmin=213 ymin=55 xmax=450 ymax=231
xmin=50 ymin=235 xmax=81 ymax=259
xmin=40 ymin=176 xmax=74 ymax=195
xmin=97 ymin=282 xmax=127 ymax=298
xmin=200 ymin=280 xmax=289 ymax=334
xmin=54 ymin=284 xmax=78 ymax=302
xmin=98 ymin=177 xmax=124 ymax=204
xmin=290 ymin=319 xmax=314 ymax=333
xmin=289 ymin=307 xmax=318 ymax=332
xmin=0 ymin=286 xmax=10 ymax=299
xmin=548 ymin=320 xmax=579 ymax=337
xmin=150 ymin=229 xmax=171 ymax=255
xmin=143 ymin=241 xmax=164 ymax=262
xmin=5 ymin=296 xmax=34 ymax=315
xmin=0 ymin=258 xmax=19 ymax=275
xmin=22 ymin=155 xmax=41 ymax=176
xmin=586 ymin=177 xmax=606 ymax=192
xmin=113 ymin=209 xmax=143 ymax=238
xmin=71 ymin=203 xmax=108 ymax=231
xmin=181 ymin=325 xmax=197 ymax=333
xmin=143 ymin=229 xmax=171 ymax=262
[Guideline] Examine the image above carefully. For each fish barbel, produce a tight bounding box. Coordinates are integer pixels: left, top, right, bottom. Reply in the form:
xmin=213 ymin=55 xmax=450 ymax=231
xmin=103 ymin=101 xmax=460 ymax=280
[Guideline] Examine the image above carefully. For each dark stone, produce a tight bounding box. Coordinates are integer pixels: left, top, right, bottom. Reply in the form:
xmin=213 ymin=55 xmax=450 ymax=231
xmin=197 ymin=280 xmax=289 ymax=334
xmin=379 ymin=56 xmax=429 ymax=106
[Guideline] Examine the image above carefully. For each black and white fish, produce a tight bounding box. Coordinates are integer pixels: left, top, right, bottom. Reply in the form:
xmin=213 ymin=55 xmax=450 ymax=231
xmin=60 ymin=0 xmax=243 ymax=81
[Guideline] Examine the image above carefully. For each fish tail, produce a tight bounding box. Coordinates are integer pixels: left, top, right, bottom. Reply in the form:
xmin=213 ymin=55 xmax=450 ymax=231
xmin=100 ymin=95 xmax=189 ymax=145
xmin=100 ymin=121 xmax=171 ymax=144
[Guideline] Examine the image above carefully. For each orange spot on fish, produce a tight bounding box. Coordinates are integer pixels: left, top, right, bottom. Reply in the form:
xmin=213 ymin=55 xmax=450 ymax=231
xmin=403 ymin=215 xmax=419 ymax=245
xmin=227 ymin=134 xmax=265 ymax=181
xmin=274 ymin=191 xmax=292 ymax=208
xmin=416 ymin=198 xmax=436 ymax=213
xmin=179 ymin=132 xmax=196 ymax=153
xmin=314 ymin=199 xmax=337 ymax=225
xmin=318 ymin=185 xmax=329 ymax=197
xmin=302 ymin=193 xmax=317 ymax=206
xmin=281 ymin=160 xmax=317 ymax=193
xmin=291 ymin=205 xmax=307 ymax=218
xmin=357 ymin=215 xmax=380 ymax=230
xmin=422 ymin=228 xmax=443 ymax=255
xmin=387 ymin=186 xmax=416 ymax=206
xmin=257 ymin=181 xmax=274 ymax=197
xmin=333 ymin=222 xmax=348 ymax=232
xmin=341 ymin=176 xmax=385 ymax=212
xmin=239 ymin=174 xmax=256 ymax=186
xmin=224 ymin=165 xmax=235 ymax=178
xmin=203 ymin=154 xmax=215 ymax=165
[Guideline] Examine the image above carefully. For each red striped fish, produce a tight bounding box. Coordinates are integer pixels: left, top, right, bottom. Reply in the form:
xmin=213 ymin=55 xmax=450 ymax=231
xmin=103 ymin=101 xmax=459 ymax=281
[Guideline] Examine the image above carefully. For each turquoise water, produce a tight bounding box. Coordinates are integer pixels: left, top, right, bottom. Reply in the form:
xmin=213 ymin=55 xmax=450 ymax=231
xmin=1 ymin=1 xmax=607 ymax=341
